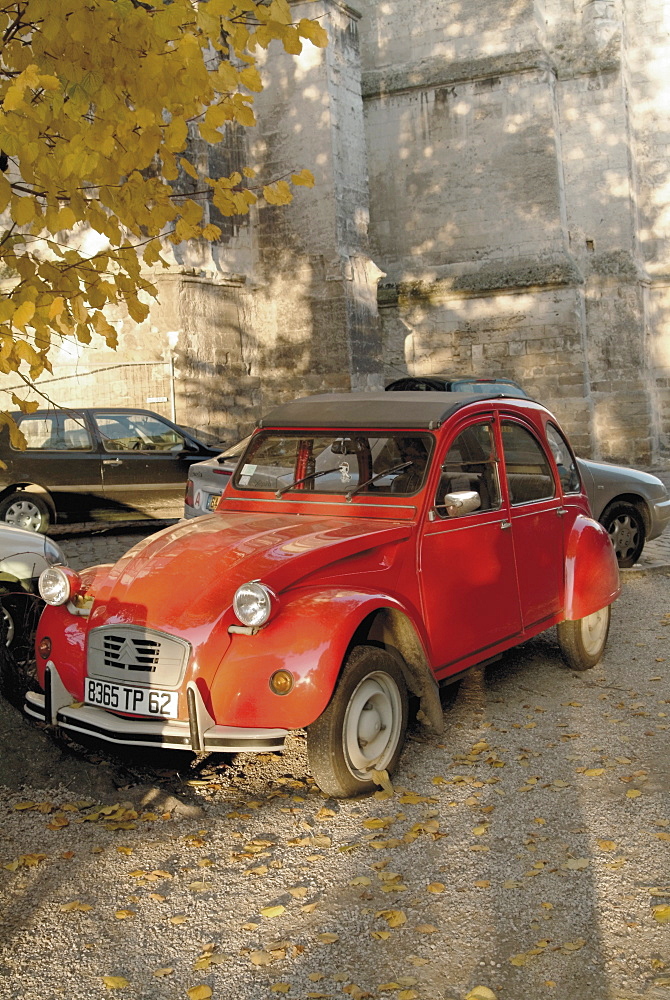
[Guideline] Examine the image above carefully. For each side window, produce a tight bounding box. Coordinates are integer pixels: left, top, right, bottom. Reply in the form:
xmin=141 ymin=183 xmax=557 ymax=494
xmin=501 ymin=421 xmax=556 ymax=505
xmin=15 ymin=416 xmax=59 ymax=450
xmin=61 ymin=417 xmax=92 ymax=450
xmin=94 ymin=413 xmax=185 ymax=453
xmin=435 ymin=422 xmax=501 ymax=518
xmin=546 ymin=423 xmax=581 ymax=494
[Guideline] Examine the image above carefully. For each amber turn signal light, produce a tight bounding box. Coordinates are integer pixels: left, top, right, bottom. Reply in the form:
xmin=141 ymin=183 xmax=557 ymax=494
xmin=38 ymin=637 xmax=52 ymax=660
xmin=269 ymin=670 xmax=294 ymax=695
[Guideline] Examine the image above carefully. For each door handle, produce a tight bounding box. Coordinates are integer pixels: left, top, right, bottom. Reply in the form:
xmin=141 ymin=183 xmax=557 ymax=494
xmin=103 ymin=459 xmax=123 ymax=466
xmin=556 ymin=507 xmax=567 ymax=516
xmin=500 ymin=519 xmax=512 ymax=530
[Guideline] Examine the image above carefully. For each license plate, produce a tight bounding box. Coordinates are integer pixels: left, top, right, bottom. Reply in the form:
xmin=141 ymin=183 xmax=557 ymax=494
xmin=206 ymin=493 xmax=221 ymax=511
xmin=84 ymin=679 xmax=178 ymax=718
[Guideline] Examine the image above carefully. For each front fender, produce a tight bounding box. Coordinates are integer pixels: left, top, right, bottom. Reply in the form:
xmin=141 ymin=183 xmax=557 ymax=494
xmin=564 ymin=514 xmax=620 ymax=620
xmin=207 ymin=587 xmax=425 ymax=730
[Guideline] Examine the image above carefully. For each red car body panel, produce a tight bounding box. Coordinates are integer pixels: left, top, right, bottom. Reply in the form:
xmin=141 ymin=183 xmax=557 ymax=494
xmin=31 ymin=394 xmax=621 ymax=752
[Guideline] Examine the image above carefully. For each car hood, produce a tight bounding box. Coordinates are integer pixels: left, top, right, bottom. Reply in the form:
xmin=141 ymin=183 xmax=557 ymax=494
xmin=578 ymin=457 xmax=666 ymax=492
xmin=87 ymin=511 xmax=412 ymax=635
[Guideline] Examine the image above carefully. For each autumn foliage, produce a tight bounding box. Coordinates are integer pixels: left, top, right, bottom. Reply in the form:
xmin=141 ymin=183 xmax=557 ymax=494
xmin=0 ymin=0 xmax=325 ymax=433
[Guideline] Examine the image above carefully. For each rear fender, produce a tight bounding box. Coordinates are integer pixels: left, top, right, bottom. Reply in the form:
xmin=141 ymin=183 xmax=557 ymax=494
xmin=564 ymin=514 xmax=620 ymax=620
xmin=208 ymin=587 xmax=441 ymax=733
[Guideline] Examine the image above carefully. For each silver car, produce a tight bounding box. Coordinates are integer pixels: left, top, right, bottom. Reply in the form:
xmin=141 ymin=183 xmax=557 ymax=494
xmin=184 ymin=410 xmax=670 ymax=569
xmin=0 ymin=525 xmax=67 ymax=706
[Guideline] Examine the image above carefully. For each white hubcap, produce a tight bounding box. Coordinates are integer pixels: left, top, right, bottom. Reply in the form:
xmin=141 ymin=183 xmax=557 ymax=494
xmin=5 ymin=499 xmax=42 ymax=532
xmin=580 ymin=607 xmax=609 ymax=656
xmin=342 ymin=671 xmax=403 ymax=777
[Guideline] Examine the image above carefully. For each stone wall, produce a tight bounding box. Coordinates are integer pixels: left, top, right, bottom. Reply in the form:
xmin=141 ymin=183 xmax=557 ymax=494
xmin=6 ymin=0 xmax=670 ymax=465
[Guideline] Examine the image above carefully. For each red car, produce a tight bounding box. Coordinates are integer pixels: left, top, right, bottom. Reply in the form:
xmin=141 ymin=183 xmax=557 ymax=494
xmin=30 ymin=392 xmax=620 ymax=797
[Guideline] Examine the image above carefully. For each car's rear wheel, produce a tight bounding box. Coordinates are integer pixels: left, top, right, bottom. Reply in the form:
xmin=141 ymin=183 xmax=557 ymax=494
xmin=557 ymin=604 xmax=611 ymax=671
xmin=0 ymin=492 xmax=50 ymax=534
xmin=0 ymin=592 xmax=43 ymax=707
xmin=306 ymin=645 xmax=408 ymax=798
xmin=600 ymin=501 xmax=645 ymax=567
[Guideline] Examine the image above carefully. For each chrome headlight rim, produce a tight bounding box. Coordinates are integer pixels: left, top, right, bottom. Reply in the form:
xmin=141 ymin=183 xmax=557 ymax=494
xmin=38 ymin=566 xmax=72 ymax=606
xmin=233 ymin=580 xmax=274 ymax=628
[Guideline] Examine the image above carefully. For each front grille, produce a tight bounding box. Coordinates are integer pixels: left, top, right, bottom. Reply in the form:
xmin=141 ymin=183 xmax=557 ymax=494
xmin=87 ymin=626 xmax=190 ymax=687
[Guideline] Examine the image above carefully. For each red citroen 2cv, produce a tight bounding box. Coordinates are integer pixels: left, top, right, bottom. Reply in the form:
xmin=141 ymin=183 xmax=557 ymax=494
xmin=30 ymin=392 xmax=620 ymax=797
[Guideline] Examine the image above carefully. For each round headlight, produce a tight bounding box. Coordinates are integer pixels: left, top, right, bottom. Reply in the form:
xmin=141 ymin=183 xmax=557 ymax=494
xmin=233 ymin=581 xmax=273 ymax=627
xmin=38 ymin=566 xmax=74 ymax=606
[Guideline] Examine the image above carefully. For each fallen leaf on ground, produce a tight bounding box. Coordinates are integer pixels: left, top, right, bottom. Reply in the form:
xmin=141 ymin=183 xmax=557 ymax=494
xmin=653 ymin=905 xmax=670 ymax=923
xmin=153 ymin=968 xmax=173 ymax=977
xmin=261 ymin=905 xmax=285 ymax=918
xmin=102 ymin=977 xmax=130 ymax=990
xmin=60 ymin=901 xmax=93 ymax=912
xmin=376 ymin=909 xmax=406 ymax=927
xmin=316 ymin=933 xmax=339 ymax=943
xmin=187 ymin=987 xmax=212 ymax=1000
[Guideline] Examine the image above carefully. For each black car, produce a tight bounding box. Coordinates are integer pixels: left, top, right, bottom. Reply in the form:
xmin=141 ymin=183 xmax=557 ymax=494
xmin=386 ymin=374 xmax=529 ymax=397
xmin=0 ymin=408 xmax=226 ymax=532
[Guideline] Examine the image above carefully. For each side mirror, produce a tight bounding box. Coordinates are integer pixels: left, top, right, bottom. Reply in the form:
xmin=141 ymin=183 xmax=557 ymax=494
xmin=180 ymin=439 xmax=200 ymax=454
xmin=441 ymin=490 xmax=481 ymax=517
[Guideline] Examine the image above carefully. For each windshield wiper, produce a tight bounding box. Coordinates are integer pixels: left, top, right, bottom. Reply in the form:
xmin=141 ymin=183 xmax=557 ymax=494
xmin=345 ymin=461 xmax=412 ymax=502
xmin=275 ymin=467 xmax=344 ymax=498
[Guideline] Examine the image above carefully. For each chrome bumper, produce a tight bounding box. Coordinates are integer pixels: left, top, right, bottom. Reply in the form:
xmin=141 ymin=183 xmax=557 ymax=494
xmin=24 ymin=663 xmax=287 ymax=753
xmin=648 ymin=496 xmax=670 ymax=541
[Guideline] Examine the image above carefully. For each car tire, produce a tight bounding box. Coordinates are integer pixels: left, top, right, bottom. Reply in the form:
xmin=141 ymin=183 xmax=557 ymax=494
xmin=306 ymin=645 xmax=408 ymax=798
xmin=0 ymin=492 xmax=51 ymax=534
xmin=557 ymin=604 xmax=611 ymax=671
xmin=600 ymin=501 xmax=645 ymax=568
xmin=0 ymin=592 xmax=43 ymax=708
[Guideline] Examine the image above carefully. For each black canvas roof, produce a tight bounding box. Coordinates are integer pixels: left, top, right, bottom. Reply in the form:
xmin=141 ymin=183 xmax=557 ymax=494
xmin=258 ymin=391 xmax=513 ymax=431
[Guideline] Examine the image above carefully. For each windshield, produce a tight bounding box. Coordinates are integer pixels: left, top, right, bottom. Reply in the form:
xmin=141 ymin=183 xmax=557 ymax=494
xmin=233 ymin=431 xmax=433 ymax=497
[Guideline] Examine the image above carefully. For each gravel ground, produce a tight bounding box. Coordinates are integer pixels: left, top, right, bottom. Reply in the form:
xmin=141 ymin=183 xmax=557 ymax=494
xmin=0 ymin=552 xmax=669 ymax=1000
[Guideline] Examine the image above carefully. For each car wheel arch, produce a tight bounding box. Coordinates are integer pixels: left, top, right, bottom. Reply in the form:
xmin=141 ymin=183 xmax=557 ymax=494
xmin=0 ymin=483 xmax=56 ymax=514
xmin=348 ymin=607 xmax=444 ymax=736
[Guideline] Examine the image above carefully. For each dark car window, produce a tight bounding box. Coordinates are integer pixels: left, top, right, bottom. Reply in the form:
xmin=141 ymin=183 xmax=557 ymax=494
xmin=501 ymin=421 xmax=556 ymax=505
xmin=94 ymin=413 xmax=185 ymax=453
xmin=15 ymin=414 xmax=92 ymax=451
xmin=435 ymin=422 xmax=501 ymax=518
xmin=546 ymin=423 xmax=581 ymax=494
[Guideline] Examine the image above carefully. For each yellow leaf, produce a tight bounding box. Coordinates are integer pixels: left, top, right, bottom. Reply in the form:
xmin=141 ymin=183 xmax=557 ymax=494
xmin=371 ymin=930 xmax=391 ymax=940
xmin=291 ymin=168 xmax=315 ymax=187
xmin=466 ymin=989 xmax=497 ymax=1000
xmin=415 ymin=923 xmax=437 ymax=933
xmin=584 ymin=768 xmax=604 ymax=776
xmin=474 ymin=880 xmax=491 ymax=888
xmin=376 ymin=909 xmax=406 ymax=927
xmin=114 ymin=910 xmax=135 ymax=920
xmin=13 ymin=301 xmax=36 ymax=330
xmin=349 ymin=876 xmax=371 ymax=886
xmin=152 ymin=967 xmax=174 ymax=977
xmin=187 ymin=988 xmax=213 ymax=1000
xmin=249 ymin=951 xmax=273 ymax=966
xmin=102 ymin=977 xmax=130 ymax=990
xmin=271 ymin=985 xmax=290 ymax=994
xmin=597 ymin=840 xmax=617 ymax=852
xmin=626 ymin=789 xmax=642 ymax=798
xmin=260 ymin=905 xmax=285 ymax=918
xmin=653 ymin=905 xmax=670 ymax=923
xmin=169 ymin=914 xmax=188 ymax=925
xmin=298 ymin=18 xmax=329 ymax=47
xmin=60 ymin=901 xmax=93 ymax=912
xmin=426 ymin=882 xmax=445 ymax=893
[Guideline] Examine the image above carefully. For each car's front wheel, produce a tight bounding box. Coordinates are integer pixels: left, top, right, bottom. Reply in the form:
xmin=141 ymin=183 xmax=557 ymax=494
xmin=600 ymin=500 xmax=645 ymax=567
xmin=557 ymin=604 xmax=611 ymax=671
xmin=0 ymin=492 xmax=51 ymax=534
xmin=0 ymin=592 xmax=43 ymax=707
xmin=306 ymin=645 xmax=408 ymax=798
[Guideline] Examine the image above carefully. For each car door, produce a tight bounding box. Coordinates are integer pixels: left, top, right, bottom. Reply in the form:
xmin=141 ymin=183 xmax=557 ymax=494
xmin=13 ymin=412 xmax=105 ymax=516
xmin=420 ymin=417 xmax=523 ymax=676
xmin=500 ymin=418 xmax=564 ymax=628
xmin=92 ymin=411 xmax=200 ymax=518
